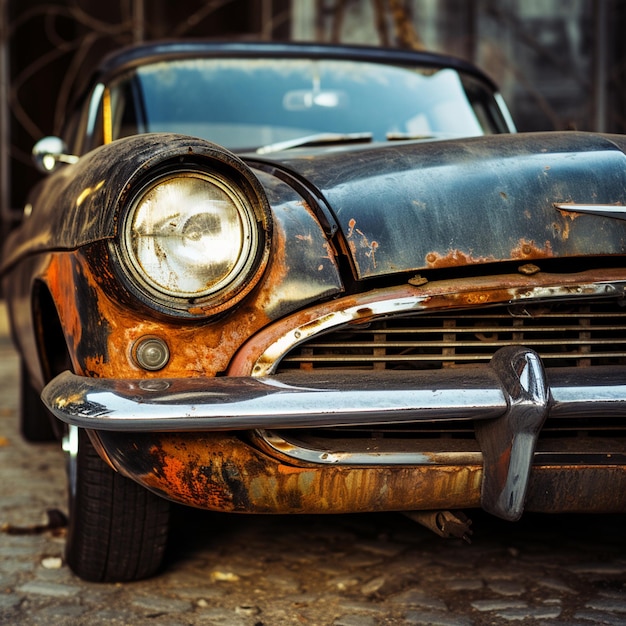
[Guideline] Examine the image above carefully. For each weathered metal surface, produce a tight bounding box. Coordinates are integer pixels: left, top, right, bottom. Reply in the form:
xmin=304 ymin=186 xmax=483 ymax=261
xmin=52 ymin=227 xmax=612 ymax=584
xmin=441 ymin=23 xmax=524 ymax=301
xmin=258 ymin=132 xmax=626 ymax=278
xmin=92 ymin=430 xmax=626 ymax=515
xmin=94 ymin=430 xmax=484 ymax=514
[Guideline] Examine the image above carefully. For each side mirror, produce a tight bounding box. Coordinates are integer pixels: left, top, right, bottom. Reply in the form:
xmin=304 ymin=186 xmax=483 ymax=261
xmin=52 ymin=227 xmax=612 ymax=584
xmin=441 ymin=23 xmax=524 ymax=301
xmin=32 ymin=136 xmax=79 ymax=174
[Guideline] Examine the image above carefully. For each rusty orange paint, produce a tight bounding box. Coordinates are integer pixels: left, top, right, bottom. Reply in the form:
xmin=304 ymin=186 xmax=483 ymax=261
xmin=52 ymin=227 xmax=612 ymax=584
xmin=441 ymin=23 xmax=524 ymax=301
xmin=425 ymin=249 xmax=496 ymax=269
xmin=44 ymin=253 xmax=83 ymax=369
xmin=511 ymin=238 xmax=554 ymax=260
xmin=108 ymin=432 xmax=484 ymax=513
xmin=551 ymin=208 xmax=583 ymax=241
xmin=556 ymin=207 xmax=583 ymax=221
xmin=346 ymin=218 xmax=379 ymax=270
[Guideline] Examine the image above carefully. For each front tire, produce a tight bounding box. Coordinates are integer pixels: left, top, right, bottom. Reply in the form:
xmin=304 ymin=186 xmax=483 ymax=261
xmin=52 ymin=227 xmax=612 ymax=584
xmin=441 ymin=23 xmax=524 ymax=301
xmin=64 ymin=427 xmax=171 ymax=582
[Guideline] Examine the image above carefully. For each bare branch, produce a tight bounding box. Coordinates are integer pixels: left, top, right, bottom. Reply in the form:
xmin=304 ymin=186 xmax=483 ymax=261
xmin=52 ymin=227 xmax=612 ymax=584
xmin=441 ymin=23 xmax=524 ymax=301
xmin=387 ymin=0 xmax=424 ymax=50
xmin=373 ymin=0 xmax=390 ymax=47
xmin=330 ymin=0 xmax=347 ymax=43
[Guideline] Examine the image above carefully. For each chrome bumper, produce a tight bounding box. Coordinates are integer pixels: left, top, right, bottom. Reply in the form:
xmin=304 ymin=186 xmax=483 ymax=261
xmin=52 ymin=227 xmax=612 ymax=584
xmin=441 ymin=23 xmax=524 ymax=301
xmin=42 ymin=346 xmax=626 ymax=521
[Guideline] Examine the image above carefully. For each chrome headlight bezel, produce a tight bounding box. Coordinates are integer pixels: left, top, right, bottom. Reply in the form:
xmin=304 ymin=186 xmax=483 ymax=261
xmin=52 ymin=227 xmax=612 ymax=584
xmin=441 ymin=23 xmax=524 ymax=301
xmin=111 ymin=151 xmax=272 ymax=319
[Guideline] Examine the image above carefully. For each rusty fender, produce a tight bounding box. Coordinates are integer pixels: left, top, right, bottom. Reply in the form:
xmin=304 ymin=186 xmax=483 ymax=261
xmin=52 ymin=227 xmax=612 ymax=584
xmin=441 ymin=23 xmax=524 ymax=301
xmin=91 ymin=430 xmax=626 ymax=515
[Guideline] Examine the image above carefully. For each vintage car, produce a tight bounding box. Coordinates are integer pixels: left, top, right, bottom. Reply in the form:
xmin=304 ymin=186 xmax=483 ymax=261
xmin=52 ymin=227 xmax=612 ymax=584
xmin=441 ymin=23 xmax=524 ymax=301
xmin=3 ymin=39 xmax=626 ymax=583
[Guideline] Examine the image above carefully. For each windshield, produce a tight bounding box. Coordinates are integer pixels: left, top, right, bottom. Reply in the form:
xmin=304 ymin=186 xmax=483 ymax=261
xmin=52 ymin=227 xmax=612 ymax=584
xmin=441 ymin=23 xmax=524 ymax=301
xmin=98 ymin=57 xmax=510 ymax=151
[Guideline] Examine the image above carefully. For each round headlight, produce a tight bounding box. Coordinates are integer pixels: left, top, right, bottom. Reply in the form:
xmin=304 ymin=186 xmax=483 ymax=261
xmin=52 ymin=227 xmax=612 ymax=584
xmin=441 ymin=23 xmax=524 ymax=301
xmin=119 ymin=167 xmax=269 ymax=316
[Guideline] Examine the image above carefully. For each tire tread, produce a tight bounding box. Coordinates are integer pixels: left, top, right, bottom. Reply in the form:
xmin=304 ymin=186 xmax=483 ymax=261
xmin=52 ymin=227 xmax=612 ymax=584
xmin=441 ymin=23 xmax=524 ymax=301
xmin=65 ymin=430 xmax=170 ymax=582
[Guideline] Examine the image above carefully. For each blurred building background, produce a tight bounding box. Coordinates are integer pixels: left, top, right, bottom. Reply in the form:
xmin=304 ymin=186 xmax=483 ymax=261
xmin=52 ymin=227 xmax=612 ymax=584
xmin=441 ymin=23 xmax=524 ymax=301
xmin=1 ymin=0 xmax=623 ymax=229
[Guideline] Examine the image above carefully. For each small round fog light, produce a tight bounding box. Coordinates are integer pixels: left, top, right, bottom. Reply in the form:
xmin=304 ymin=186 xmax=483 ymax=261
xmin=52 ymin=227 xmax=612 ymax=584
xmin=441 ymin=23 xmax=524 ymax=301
xmin=133 ymin=336 xmax=170 ymax=371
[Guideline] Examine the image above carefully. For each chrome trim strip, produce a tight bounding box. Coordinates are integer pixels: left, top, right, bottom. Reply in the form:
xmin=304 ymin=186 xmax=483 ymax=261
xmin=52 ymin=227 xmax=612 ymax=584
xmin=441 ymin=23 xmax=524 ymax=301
xmin=42 ymin=367 xmax=507 ymax=432
xmin=555 ymin=203 xmax=626 ymax=221
xmin=254 ymin=429 xmax=626 ymax=467
xmin=494 ymin=92 xmax=517 ymax=133
xmin=251 ymin=294 xmax=429 ymax=376
xmin=253 ymin=430 xmax=484 ymax=466
xmin=42 ymin=361 xmax=626 ymax=433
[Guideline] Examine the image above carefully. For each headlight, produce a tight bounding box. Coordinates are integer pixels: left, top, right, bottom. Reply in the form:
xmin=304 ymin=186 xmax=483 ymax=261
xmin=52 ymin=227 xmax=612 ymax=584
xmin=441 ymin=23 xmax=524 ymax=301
xmin=116 ymin=160 xmax=271 ymax=317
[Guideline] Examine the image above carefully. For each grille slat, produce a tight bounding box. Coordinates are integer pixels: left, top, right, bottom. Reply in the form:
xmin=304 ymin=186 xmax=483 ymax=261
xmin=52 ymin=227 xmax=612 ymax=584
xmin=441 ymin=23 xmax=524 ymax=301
xmin=283 ymin=351 xmax=626 ymax=363
xmin=277 ymin=300 xmax=626 ymax=371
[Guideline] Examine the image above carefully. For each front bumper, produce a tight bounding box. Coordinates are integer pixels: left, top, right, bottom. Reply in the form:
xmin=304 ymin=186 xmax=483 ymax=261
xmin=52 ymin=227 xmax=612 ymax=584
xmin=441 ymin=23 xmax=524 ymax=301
xmin=43 ymin=346 xmax=626 ymax=521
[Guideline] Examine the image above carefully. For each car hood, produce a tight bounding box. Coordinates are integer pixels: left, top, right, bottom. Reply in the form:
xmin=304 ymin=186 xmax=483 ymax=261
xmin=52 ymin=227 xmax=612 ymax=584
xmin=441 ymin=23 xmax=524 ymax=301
xmin=252 ymin=132 xmax=626 ymax=279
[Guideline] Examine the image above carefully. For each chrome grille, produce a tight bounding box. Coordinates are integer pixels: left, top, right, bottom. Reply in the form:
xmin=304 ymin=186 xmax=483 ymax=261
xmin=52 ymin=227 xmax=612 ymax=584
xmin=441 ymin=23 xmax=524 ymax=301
xmin=277 ymin=300 xmax=626 ymax=372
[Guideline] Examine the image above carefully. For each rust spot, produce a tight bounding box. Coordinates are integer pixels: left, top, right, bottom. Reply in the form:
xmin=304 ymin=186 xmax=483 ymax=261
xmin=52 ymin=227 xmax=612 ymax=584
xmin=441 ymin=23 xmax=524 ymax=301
xmin=556 ymin=207 xmax=583 ymax=220
xmin=511 ymin=239 xmax=553 ymax=260
xmin=425 ymin=250 xmax=495 ymax=269
xmin=346 ymin=218 xmax=379 ymax=270
xmin=463 ymin=292 xmax=490 ymax=305
xmin=551 ymin=208 xmax=582 ymax=241
xmin=297 ymin=312 xmax=338 ymax=335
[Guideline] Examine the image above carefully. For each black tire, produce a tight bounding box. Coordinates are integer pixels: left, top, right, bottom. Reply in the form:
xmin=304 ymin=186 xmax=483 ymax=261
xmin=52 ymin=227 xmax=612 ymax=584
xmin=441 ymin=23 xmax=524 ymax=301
xmin=19 ymin=360 xmax=57 ymax=442
xmin=65 ymin=427 xmax=171 ymax=582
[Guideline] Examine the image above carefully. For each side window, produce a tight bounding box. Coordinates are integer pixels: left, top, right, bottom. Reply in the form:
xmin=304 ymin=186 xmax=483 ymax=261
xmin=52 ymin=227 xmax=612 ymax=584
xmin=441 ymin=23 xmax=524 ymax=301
xmin=461 ymin=75 xmax=511 ymax=134
xmin=62 ymin=90 xmax=96 ymax=156
xmin=82 ymin=83 xmax=106 ymax=151
xmin=82 ymin=74 xmax=145 ymax=150
xmin=110 ymin=76 xmax=146 ymax=140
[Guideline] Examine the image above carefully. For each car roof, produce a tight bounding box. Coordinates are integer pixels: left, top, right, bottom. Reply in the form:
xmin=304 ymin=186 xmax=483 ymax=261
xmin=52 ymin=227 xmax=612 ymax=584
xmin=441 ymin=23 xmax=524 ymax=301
xmin=92 ymin=39 xmax=498 ymax=91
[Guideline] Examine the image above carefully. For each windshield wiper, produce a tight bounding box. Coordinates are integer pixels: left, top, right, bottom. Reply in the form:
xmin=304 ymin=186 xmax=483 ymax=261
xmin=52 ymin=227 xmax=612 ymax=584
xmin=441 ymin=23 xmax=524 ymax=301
xmin=256 ymin=132 xmax=372 ymax=155
xmin=386 ymin=132 xmax=458 ymax=141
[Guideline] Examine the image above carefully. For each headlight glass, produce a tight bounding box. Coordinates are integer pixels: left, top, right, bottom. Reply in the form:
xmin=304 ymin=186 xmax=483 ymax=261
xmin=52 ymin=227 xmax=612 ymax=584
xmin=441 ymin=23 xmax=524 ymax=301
xmin=122 ymin=170 xmax=258 ymax=304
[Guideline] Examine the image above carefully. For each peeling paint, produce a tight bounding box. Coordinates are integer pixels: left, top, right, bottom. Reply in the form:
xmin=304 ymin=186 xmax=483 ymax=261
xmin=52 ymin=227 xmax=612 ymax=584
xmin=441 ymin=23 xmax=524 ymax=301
xmin=346 ymin=218 xmax=379 ymax=270
xmin=425 ymin=249 xmax=496 ymax=269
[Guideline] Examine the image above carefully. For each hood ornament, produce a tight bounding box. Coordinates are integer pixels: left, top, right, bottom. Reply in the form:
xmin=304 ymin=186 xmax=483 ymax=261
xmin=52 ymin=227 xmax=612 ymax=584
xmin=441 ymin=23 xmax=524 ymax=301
xmin=555 ymin=203 xmax=626 ymax=221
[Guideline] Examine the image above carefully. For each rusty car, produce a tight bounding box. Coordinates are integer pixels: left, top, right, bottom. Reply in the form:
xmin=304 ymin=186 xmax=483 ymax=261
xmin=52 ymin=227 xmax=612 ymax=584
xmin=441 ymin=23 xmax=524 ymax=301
xmin=3 ymin=40 xmax=626 ymax=582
